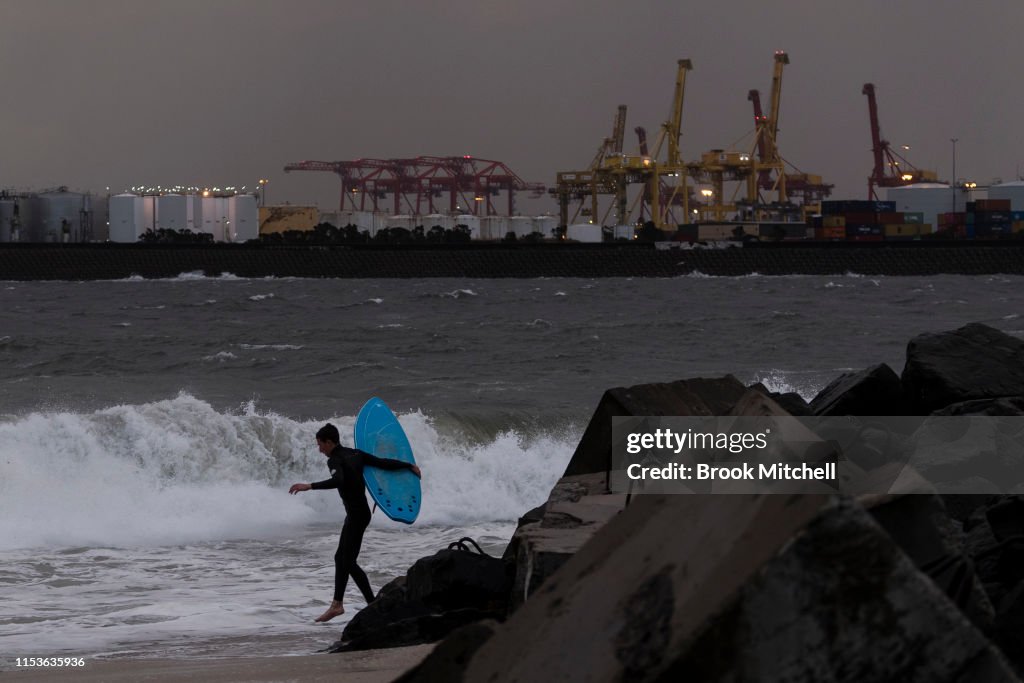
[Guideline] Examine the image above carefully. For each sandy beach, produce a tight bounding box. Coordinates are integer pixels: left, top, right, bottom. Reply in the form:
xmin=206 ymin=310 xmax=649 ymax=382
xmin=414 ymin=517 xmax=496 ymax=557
xmin=3 ymin=644 xmax=434 ymax=682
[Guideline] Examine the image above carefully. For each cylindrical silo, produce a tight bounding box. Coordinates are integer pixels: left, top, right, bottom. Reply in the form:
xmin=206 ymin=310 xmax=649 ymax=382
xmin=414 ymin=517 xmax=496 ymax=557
xmin=229 ymin=194 xmax=259 ymax=242
xmin=533 ymin=215 xmax=557 ymax=239
xmin=886 ymin=183 xmax=965 ymax=233
xmin=108 ymin=194 xmax=142 ymax=242
xmin=987 ymin=181 xmax=1024 ymax=210
xmin=454 ymin=214 xmax=481 ymax=240
xmin=0 ymin=200 xmax=14 ymax=242
xmin=567 ymin=223 xmax=603 ymax=243
xmin=157 ymin=194 xmax=188 ymax=231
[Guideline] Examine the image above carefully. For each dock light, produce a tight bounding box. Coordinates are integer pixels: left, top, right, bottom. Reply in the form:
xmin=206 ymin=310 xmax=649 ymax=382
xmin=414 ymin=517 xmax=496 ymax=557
xmin=475 ymin=196 xmax=483 ymax=202
xmin=901 ymin=174 xmax=914 ymax=181
xmin=701 ymin=189 xmax=714 ymax=197
xmin=202 ymin=190 xmax=210 ymax=197
xmin=966 ymin=182 xmax=977 ymax=188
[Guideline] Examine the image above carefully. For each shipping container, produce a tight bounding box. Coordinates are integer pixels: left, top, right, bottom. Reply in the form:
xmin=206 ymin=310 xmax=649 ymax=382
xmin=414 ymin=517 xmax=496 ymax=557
xmin=975 ymin=198 xmax=1011 ymax=211
xmin=823 ymin=215 xmax=845 ymax=227
xmin=846 ymin=224 xmax=882 ymax=237
xmin=814 ymin=226 xmax=845 ymax=240
xmin=903 ymin=212 xmax=925 ymax=224
xmin=884 ymin=224 xmax=921 ymax=237
xmin=845 ymin=212 xmax=878 ymax=225
xmin=877 ymin=212 xmax=904 ymax=224
xmin=975 ymin=211 xmax=1010 ymax=223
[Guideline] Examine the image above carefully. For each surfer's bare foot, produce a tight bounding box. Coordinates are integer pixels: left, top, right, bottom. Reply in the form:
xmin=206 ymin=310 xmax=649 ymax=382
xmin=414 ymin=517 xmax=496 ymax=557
xmin=315 ymin=601 xmax=345 ymax=623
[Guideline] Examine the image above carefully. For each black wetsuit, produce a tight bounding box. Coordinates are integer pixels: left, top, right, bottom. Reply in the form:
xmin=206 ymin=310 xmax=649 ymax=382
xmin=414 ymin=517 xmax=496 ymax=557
xmin=310 ymin=445 xmax=413 ymax=603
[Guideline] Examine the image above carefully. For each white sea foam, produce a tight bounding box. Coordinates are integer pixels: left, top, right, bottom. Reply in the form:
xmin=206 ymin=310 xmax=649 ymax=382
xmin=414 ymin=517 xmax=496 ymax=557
xmin=441 ymin=289 xmax=477 ymax=298
xmin=239 ymin=344 xmax=303 ymax=351
xmin=0 ymin=394 xmax=572 ymax=552
xmin=202 ymin=351 xmax=238 ymax=361
xmin=248 ymin=293 xmax=274 ymax=301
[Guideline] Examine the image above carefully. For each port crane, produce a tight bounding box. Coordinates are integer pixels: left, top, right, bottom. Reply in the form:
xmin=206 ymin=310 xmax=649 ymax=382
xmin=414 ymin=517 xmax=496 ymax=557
xmin=552 ymin=60 xmax=694 ymax=229
xmin=749 ymin=88 xmax=832 ymax=216
xmin=283 ymin=156 xmax=544 ymax=216
xmin=863 ymin=83 xmax=938 ymax=199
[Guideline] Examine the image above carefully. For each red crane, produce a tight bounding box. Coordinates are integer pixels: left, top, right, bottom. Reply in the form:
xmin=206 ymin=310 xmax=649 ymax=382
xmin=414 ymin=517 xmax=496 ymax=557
xmin=863 ymin=83 xmax=938 ymax=199
xmin=284 ymin=156 xmax=545 ymax=216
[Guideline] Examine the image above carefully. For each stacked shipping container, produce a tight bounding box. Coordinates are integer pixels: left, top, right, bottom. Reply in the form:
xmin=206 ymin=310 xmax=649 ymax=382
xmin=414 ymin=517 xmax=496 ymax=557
xmin=817 ymin=200 xmax=929 ymax=241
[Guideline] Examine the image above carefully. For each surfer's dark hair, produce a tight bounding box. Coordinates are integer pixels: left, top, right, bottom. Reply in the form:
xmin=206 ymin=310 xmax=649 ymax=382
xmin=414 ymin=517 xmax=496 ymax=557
xmin=316 ymin=423 xmax=340 ymax=444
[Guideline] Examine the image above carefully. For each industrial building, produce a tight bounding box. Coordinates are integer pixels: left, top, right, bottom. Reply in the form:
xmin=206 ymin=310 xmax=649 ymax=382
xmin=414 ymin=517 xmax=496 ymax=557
xmin=108 ymin=192 xmax=259 ymax=242
xmin=258 ymin=206 xmax=320 ymax=235
xmin=0 ymin=189 xmax=102 ymax=243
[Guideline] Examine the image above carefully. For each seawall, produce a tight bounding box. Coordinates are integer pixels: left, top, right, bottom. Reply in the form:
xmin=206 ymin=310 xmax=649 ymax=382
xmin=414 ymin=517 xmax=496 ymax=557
xmin=1 ymin=242 xmax=1023 ymax=280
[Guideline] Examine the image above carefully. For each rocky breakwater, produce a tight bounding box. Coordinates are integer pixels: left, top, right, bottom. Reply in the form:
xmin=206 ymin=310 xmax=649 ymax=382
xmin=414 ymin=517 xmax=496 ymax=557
xmin=335 ymin=322 xmax=1024 ymax=682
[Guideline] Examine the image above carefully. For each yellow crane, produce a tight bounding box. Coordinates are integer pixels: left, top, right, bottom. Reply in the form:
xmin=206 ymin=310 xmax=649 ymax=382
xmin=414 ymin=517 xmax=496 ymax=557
xmin=551 ymin=60 xmax=694 ymax=230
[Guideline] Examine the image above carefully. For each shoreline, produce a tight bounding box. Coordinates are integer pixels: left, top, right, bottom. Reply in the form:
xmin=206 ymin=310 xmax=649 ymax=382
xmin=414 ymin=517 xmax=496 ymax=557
xmin=1 ymin=241 xmax=1024 ymax=279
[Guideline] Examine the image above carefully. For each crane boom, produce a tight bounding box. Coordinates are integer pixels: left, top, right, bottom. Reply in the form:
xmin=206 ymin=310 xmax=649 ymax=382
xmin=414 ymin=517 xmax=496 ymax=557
xmin=611 ymin=105 xmax=627 ymax=155
xmin=635 ymin=127 xmax=649 ymax=157
xmin=862 ymin=83 xmax=887 ymax=192
xmin=748 ymin=89 xmax=772 ymax=189
xmin=665 ymin=59 xmax=693 ymax=167
xmin=862 ymin=82 xmax=939 ymax=199
xmin=767 ymin=51 xmax=788 ymax=156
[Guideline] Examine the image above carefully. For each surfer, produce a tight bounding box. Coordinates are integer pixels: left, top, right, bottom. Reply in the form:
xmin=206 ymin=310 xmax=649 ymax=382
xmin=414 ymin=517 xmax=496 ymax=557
xmin=289 ymin=423 xmax=421 ymax=623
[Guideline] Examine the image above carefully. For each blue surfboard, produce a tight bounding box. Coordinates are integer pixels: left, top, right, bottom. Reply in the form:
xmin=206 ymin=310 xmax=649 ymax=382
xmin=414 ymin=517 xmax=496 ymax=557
xmin=354 ymin=397 xmax=421 ymax=524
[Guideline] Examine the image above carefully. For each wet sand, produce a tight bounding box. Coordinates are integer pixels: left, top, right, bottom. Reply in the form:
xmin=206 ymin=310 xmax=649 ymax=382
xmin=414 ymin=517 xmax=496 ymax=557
xmin=3 ymin=644 xmax=434 ymax=682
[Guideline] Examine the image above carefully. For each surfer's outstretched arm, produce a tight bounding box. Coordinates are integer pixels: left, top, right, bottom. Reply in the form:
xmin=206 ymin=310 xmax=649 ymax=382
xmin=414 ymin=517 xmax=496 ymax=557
xmin=361 ymin=452 xmax=421 ymax=477
xmin=288 ymin=483 xmax=312 ymax=494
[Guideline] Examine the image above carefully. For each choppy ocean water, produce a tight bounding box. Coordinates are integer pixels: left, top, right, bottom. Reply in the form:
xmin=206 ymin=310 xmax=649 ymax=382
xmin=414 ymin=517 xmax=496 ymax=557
xmin=2 ymin=272 xmax=1022 ymax=662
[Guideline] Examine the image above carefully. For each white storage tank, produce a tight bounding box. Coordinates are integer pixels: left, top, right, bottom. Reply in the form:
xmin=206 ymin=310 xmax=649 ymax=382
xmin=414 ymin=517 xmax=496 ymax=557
xmin=453 ymin=214 xmax=481 ymax=240
xmin=32 ymin=191 xmax=89 ymax=242
xmin=108 ymin=194 xmax=143 ymax=242
xmin=201 ymin=196 xmax=230 ymax=240
xmin=189 ymin=194 xmax=204 ymax=233
xmin=567 ymin=223 xmax=603 ymax=243
xmin=613 ymin=224 xmax=636 ymax=240
xmin=229 ymin=194 xmax=259 ymax=242
xmin=479 ymin=216 xmax=509 ymax=240
xmin=509 ymin=216 xmax=534 ymax=238
xmin=386 ymin=215 xmax=414 ymax=231
xmin=533 ymin=215 xmax=557 ymax=239
xmin=140 ymin=195 xmax=158 ymax=236
xmin=0 ymin=199 xmax=15 ymax=242
xmin=422 ymin=213 xmax=453 ymax=230
xmin=886 ymin=183 xmax=964 ymax=233
xmin=987 ymin=181 xmax=1024 ymax=210
xmin=157 ymin=194 xmax=188 ymax=231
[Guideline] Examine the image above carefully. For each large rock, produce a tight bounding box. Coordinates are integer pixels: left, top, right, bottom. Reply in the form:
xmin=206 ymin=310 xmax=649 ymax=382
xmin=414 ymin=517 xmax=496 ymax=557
xmin=565 ymin=376 xmax=750 ymax=477
xmin=338 ymin=547 xmax=513 ymax=651
xmin=902 ymin=324 xmax=1024 ymax=414
xmin=809 ymin=363 xmax=906 ymax=416
xmin=437 ymin=494 xmax=1018 ymax=682
xmin=865 ymin=493 xmax=994 ymax=633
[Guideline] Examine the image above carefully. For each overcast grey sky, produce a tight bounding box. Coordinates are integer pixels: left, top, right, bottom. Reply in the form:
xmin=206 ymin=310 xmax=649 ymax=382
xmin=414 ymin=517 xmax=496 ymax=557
xmin=3 ymin=0 xmax=1022 ymax=211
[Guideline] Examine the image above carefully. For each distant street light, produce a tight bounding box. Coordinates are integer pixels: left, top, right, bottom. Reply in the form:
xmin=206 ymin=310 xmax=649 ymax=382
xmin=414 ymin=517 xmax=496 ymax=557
xmin=950 ymin=138 xmax=958 ymax=214
xmin=258 ymin=178 xmax=270 ymax=207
